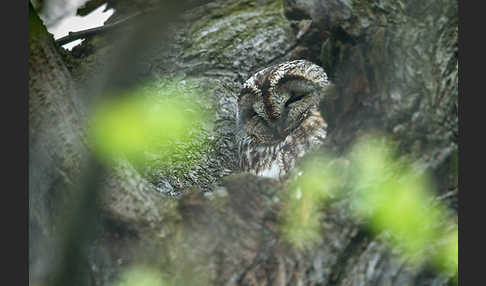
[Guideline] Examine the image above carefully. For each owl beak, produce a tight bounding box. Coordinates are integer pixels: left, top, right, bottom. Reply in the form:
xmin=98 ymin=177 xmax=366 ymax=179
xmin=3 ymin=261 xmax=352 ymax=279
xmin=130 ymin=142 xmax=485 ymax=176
xmin=275 ymin=118 xmax=291 ymax=138
xmin=276 ymin=124 xmax=285 ymax=137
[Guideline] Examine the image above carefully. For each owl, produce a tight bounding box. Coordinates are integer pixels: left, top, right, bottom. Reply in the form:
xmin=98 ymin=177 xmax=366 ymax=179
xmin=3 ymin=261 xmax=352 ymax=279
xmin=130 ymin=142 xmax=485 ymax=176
xmin=237 ymin=60 xmax=331 ymax=180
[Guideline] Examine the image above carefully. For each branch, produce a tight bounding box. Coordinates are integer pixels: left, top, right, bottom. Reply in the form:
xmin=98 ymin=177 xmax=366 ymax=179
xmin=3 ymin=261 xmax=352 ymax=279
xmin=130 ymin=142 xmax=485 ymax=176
xmin=55 ymin=12 xmax=142 ymax=46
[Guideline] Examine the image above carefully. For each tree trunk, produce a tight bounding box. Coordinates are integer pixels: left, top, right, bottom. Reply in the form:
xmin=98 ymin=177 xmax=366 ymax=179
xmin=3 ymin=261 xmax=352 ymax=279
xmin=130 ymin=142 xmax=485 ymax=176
xmin=29 ymin=0 xmax=458 ymax=285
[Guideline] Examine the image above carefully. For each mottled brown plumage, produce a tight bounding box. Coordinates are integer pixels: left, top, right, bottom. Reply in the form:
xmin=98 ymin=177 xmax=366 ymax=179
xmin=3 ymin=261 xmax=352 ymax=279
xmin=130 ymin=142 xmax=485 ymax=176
xmin=237 ymin=60 xmax=331 ymax=180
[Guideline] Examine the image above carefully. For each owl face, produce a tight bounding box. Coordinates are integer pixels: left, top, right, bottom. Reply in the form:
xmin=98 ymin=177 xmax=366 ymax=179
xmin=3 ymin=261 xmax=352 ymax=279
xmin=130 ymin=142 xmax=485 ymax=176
xmin=237 ymin=60 xmax=330 ymax=179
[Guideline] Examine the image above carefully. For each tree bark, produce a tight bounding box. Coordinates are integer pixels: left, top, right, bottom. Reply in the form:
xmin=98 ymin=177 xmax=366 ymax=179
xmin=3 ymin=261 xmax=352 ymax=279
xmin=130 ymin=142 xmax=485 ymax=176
xmin=29 ymin=0 xmax=458 ymax=285
xmin=284 ymin=0 xmax=458 ymax=191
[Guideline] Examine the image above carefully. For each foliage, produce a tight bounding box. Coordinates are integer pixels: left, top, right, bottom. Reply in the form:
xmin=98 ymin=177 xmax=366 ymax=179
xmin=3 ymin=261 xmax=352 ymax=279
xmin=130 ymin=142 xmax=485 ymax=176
xmin=117 ymin=266 xmax=171 ymax=286
xmin=281 ymin=135 xmax=458 ymax=277
xmin=88 ymin=81 xmax=211 ymax=167
xmin=281 ymin=155 xmax=338 ymax=249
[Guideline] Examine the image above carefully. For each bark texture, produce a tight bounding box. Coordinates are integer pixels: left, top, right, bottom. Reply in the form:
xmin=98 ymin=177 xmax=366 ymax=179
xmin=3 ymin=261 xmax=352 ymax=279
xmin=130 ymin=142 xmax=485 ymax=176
xmin=29 ymin=4 xmax=88 ymax=280
xmin=295 ymin=0 xmax=459 ymax=187
xmin=30 ymin=0 xmax=458 ymax=285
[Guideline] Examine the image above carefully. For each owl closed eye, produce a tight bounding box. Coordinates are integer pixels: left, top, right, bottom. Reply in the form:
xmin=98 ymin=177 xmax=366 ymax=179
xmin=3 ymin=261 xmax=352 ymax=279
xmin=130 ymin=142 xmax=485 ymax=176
xmin=236 ymin=60 xmax=331 ymax=180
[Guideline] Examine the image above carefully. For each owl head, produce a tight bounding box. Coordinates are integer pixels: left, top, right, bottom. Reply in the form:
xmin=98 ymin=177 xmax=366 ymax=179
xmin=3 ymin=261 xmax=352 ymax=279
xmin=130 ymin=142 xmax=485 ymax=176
xmin=237 ymin=60 xmax=331 ymax=179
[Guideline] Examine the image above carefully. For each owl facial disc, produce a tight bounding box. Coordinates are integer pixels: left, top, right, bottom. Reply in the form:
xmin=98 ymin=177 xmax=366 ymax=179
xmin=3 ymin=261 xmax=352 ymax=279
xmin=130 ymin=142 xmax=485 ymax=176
xmin=237 ymin=60 xmax=331 ymax=180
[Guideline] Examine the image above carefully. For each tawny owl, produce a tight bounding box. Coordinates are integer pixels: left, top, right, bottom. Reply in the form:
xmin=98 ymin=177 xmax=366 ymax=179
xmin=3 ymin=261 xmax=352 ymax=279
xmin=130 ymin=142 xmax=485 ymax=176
xmin=237 ymin=60 xmax=331 ymax=180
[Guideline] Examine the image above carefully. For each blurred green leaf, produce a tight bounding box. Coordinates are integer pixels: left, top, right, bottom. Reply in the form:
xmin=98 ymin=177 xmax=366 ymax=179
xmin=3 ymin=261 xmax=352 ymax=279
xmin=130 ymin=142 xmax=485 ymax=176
xmin=433 ymin=227 xmax=458 ymax=276
xmin=281 ymin=156 xmax=337 ymax=248
xmin=117 ymin=266 xmax=170 ymax=286
xmin=350 ymin=135 xmax=457 ymax=275
xmin=280 ymin=134 xmax=457 ymax=277
xmin=88 ymin=83 xmax=209 ymax=164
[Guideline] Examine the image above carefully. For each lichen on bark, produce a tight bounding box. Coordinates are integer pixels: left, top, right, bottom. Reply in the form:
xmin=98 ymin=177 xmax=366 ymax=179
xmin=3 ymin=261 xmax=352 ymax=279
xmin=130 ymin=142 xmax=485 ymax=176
xmin=30 ymin=0 xmax=458 ymax=285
